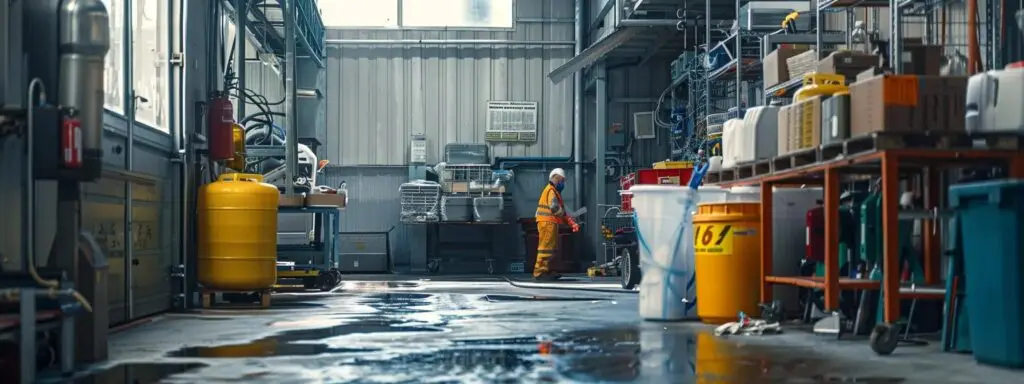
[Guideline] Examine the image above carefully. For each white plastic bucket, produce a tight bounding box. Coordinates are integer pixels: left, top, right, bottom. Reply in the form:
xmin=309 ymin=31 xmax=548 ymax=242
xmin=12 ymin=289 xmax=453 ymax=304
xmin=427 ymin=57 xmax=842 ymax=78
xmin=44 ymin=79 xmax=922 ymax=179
xmin=631 ymin=185 xmax=700 ymax=321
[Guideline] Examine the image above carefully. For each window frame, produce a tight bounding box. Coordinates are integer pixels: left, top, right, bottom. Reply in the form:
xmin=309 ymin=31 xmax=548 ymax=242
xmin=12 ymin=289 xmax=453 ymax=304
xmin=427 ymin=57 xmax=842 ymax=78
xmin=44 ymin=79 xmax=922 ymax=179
xmin=321 ymin=0 xmax=517 ymax=31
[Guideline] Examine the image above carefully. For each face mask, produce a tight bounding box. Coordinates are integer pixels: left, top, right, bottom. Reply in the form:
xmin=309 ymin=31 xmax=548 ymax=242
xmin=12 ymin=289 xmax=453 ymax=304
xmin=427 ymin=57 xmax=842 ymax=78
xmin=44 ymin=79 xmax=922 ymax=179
xmin=555 ymin=181 xmax=565 ymax=192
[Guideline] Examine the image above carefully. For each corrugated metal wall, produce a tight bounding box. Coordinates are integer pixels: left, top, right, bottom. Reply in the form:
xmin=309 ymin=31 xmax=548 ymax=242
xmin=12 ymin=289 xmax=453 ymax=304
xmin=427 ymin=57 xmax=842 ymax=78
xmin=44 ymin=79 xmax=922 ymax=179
xmin=323 ymin=0 xmax=575 ymax=166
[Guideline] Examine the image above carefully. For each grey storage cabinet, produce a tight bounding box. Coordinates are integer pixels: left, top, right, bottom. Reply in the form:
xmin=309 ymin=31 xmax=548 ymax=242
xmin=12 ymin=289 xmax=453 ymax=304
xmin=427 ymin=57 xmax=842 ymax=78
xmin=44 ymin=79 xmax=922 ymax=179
xmin=337 ymin=232 xmax=391 ymax=273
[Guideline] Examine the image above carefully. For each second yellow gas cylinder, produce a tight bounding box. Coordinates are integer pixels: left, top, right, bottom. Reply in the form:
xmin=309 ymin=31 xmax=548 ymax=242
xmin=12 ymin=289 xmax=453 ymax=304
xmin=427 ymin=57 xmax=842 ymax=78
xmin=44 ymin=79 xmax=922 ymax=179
xmin=693 ymin=202 xmax=761 ymax=324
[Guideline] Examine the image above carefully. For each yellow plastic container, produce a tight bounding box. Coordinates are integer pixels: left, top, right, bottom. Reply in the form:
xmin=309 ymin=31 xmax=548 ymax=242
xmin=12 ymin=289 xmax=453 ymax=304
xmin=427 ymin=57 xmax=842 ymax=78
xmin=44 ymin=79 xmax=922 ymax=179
xmin=693 ymin=202 xmax=761 ymax=324
xmin=198 ymin=173 xmax=279 ymax=291
xmin=793 ymin=73 xmax=847 ymax=102
xmin=652 ymin=161 xmax=694 ymax=170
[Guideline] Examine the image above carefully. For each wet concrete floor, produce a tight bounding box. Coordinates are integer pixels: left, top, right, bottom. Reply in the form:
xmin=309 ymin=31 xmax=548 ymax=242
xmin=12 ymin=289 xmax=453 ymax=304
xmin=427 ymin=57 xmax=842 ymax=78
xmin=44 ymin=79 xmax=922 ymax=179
xmin=65 ymin=278 xmax=1021 ymax=383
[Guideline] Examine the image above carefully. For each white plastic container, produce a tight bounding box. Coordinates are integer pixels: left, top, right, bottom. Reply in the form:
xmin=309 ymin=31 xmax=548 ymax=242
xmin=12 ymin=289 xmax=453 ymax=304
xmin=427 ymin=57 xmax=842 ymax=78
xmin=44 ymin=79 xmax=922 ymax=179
xmin=738 ymin=106 xmax=780 ymax=163
xmin=632 ymin=185 xmax=700 ymax=321
xmin=966 ymin=69 xmax=1024 ymax=134
xmin=721 ymin=118 xmax=744 ymax=169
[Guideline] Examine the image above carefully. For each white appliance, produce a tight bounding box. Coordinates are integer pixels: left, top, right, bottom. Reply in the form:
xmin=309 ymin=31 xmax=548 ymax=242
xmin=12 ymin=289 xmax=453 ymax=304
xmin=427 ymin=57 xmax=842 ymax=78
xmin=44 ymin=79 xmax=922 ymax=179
xmin=966 ymin=69 xmax=1024 ymax=134
xmin=737 ymin=106 xmax=780 ymax=164
xmin=720 ymin=118 xmax=745 ymax=169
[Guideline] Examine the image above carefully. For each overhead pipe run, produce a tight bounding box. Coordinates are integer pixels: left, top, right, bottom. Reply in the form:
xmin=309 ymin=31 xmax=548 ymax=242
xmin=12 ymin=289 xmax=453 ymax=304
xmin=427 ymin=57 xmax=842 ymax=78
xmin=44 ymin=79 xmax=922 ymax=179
xmin=573 ymin=0 xmax=584 ymax=207
xmin=283 ymin=0 xmax=298 ymax=196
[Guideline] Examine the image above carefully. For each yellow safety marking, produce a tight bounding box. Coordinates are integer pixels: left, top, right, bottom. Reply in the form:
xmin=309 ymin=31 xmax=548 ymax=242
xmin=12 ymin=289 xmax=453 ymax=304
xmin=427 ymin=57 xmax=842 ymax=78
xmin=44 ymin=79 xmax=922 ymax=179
xmin=694 ymin=224 xmax=735 ymax=255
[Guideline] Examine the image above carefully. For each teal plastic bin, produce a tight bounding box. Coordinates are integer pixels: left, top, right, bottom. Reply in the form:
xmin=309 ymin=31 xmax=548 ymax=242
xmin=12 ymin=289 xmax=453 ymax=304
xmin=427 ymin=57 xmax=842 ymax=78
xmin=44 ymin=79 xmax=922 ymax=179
xmin=949 ymin=179 xmax=1024 ymax=368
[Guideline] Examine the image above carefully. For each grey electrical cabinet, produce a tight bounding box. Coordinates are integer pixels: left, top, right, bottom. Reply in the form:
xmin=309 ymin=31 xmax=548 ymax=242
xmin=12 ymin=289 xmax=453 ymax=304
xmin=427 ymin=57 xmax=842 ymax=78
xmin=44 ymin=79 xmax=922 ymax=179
xmin=337 ymin=232 xmax=391 ymax=273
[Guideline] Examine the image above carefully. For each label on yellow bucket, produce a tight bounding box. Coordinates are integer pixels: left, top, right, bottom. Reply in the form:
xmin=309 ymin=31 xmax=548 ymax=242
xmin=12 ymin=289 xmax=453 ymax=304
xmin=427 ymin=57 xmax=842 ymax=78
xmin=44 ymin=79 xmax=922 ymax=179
xmin=694 ymin=224 xmax=736 ymax=254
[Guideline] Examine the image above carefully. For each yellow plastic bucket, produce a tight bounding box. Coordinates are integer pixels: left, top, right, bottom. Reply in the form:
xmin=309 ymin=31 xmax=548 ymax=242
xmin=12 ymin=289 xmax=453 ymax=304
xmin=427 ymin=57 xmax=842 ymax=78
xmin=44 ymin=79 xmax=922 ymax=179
xmin=693 ymin=202 xmax=761 ymax=324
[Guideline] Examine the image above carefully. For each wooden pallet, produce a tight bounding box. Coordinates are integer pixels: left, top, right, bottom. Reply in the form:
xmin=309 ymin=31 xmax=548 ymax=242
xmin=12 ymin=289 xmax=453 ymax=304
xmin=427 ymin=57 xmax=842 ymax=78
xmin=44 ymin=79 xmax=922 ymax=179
xmin=821 ymin=132 xmax=1024 ymax=160
xmin=201 ymin=289 xmax=272 ymax=309
xmin=770 ymin=148 xmax=819 ymax=173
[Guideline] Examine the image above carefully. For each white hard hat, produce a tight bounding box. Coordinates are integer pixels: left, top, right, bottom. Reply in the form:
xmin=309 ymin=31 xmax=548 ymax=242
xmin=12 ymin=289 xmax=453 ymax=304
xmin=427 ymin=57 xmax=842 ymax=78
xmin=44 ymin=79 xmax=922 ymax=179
xmin=549 ymin=168 xmax=566 ymax=180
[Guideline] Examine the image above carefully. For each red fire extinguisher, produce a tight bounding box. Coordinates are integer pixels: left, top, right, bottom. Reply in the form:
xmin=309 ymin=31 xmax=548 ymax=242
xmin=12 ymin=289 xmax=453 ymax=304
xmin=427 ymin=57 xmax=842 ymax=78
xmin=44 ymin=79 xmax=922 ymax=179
xmin=61 ymin=116 xmax=83 ymax=168
xmin=207 ymin=93 xmax=235 ymax=161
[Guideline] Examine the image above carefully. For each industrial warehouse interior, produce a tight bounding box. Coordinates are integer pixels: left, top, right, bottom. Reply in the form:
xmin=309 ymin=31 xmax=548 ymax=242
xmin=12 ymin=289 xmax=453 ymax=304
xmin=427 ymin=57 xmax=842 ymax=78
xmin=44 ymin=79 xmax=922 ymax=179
xmin=4 ymin=0 xmax=1024 ymax=382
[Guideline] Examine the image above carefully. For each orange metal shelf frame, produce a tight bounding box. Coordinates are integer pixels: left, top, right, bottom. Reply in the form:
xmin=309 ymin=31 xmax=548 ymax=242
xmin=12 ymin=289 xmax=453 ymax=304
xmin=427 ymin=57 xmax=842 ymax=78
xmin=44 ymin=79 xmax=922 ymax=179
xmin=712 ymin=148 xmax=1024 ymax=324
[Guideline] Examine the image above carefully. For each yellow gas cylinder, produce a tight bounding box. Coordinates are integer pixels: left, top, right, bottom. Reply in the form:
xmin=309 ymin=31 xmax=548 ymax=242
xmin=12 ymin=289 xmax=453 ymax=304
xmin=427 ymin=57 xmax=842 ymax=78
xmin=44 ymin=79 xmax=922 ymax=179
xmin=198 ymin=173 xmax=279 ymax=291
xmin=693 ymin=202 xmax=761 ymax=324
xmin=793 ymin=73 xmax=847 ymax=102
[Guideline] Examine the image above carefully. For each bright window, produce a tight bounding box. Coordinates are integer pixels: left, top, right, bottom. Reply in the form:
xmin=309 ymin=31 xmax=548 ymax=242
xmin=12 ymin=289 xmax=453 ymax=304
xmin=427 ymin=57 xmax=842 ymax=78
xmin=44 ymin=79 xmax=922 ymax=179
xmin=102 ymin=0 xmax=124 ymax=113
xmin=132 ymin=0 xmax=170 ymax=131
xmin=320 ymin=0 xmax=399 ymax=28
xmin=402 ymin=0 xmax=514 ymax=29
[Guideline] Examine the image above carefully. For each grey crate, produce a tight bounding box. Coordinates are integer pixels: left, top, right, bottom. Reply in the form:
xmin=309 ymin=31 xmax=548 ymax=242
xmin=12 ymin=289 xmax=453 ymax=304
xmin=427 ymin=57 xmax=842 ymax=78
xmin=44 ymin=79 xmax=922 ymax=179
xmin=337 ymin=233 xmax=390 ymax=273
xmin=473 ymin=197 xmax=504 ymax=222
xmin=444 ymin=143 xmax=490 ymax=165
xmin=441 ymin=196 xmax=474 ymax=222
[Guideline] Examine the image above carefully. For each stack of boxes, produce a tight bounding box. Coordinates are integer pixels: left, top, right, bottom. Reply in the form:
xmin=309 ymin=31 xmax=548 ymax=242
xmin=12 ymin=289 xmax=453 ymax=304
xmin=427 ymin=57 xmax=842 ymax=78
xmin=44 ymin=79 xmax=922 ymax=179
xmin=763 ymin=41 xmax=964 ymax=158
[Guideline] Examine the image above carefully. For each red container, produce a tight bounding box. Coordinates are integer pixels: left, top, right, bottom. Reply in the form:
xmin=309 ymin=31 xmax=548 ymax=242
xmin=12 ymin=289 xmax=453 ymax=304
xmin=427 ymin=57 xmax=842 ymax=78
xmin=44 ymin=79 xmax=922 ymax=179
xmin=636 ymin=168 xmax=694 ymax=185
xmin=805 ymin=206 xmax=825 ymax=262
xmin=207 ymin=94 xmax=235 ymax=161
xmin=619 ymin=174 xmax=636 ymax=212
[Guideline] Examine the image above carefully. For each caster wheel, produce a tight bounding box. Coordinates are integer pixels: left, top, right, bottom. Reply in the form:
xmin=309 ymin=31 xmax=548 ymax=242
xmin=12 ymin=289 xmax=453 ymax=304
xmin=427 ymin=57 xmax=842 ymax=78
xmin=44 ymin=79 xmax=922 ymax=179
xmin=620 ymin=248 xmax=641 ymax=290
xmin=869 ymin=323 xmax=900 ymax=355
xmin=319 ymin=273 xmax=338 ymax=292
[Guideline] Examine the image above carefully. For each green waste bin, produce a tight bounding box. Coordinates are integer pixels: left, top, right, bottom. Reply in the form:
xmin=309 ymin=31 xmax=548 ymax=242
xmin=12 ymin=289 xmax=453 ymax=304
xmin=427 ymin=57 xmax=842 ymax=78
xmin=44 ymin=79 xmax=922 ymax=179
xmin=949 ymin=179 xmax=1024 ymax=368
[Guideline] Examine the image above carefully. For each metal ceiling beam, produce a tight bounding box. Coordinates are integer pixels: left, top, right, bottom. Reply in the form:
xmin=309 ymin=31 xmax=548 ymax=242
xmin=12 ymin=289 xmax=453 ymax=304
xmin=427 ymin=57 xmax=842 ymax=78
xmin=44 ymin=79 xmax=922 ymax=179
xmin=589 ymin=0 xmax=614 ymax=33
xmin=548 ymin=27 xmax=644 ymax=83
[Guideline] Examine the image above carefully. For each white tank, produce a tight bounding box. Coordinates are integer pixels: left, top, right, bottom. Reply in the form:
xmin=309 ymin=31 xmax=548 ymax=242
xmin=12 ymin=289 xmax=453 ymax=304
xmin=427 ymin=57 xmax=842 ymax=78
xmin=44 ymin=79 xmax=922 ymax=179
xmin=966 ymin=69 xmax=1024 ymax=134
xmin=720 ymin=118 xmax=744 ymax=169
xmin=738 ymin=106 xmax=780 ymax=163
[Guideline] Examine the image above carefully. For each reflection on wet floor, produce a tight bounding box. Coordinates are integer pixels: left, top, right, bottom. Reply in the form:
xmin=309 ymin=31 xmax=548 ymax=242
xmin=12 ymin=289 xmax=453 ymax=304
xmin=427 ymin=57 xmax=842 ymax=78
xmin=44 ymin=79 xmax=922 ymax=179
xmin=481 ymin=294 xmax=604 ymax=302
xmin=101 ymin=287 xmax=911 ymax=383
xmin=63 ymin=363 xmax=206 ymax=384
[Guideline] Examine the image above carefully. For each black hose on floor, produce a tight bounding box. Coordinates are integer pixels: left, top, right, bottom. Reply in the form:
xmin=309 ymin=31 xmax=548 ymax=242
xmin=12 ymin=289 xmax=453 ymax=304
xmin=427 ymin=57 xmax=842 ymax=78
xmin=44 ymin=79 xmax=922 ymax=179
xmin=500 ymin=276 xmax=638 ymax=295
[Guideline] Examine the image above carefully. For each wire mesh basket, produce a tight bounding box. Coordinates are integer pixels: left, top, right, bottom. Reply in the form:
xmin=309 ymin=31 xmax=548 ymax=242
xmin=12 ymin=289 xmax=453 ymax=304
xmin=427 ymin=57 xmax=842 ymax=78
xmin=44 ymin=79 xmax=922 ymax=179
xmin=600 ymin=214 xmax=636 ymax=242
xmin=399 ymin=181 xmax=442 ymax=223
xmin=440 ymin=164 xmax=493 ymax=183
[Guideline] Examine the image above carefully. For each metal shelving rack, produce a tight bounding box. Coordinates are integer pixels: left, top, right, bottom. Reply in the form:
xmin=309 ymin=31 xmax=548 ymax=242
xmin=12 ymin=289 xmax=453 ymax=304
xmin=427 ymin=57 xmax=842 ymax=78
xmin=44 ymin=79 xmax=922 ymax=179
xmin=697 ymin=0 xmax=1013 ymax=355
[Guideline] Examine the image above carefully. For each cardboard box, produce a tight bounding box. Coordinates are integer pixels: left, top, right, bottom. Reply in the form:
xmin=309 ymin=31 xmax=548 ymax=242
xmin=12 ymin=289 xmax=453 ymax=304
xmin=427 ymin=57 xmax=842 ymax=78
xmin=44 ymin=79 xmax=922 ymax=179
xmin=787 ymin=49 xmax=819 ymax=80
xmin=857 ymin=67 xmax=885 ymax=82
xmin=793 ymin=96 xmax=823 ymax=150
xmin=306 ymin=193 xmax=347 ymax=207
xmin=849 ymin=75 xmax=968 ymax=136
xmin=778 ymin=104 xmax=792 ymax=155
xmin=817 ymin=51 xmax=879 ymax=78
xmin=901 ymin=44 xmax=943 ymax=75
xmin=763 ymin=46 xmax=809 ymax=88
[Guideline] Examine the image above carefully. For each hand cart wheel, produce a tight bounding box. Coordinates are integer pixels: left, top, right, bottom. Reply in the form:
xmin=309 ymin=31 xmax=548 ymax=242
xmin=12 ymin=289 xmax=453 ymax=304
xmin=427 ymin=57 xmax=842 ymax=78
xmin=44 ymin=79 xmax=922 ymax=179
xmin=619 ymin=247 xmax=641 ymax=290
xmin=869 ymin=323 xmax=900 ymax=355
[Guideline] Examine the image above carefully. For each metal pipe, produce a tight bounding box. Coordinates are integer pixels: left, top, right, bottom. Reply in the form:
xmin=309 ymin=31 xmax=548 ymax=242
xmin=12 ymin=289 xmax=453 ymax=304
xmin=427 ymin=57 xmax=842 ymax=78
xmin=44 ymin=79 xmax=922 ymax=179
xmin=614 ymin=0 xmax=622 ymax=27
xmin=235 ymin=0 xmax=246 ymax=121
xmin=167 ymin=0 xmax=183 ymax=308
xmin=594 ymin=63 xmax=607 ymax=264
xmin=735 ymin=0 xmax=741 ymax=109
xmin=325 ymin=39 xmax=576 ymax=47
xmin=123 ymin=0 xmax=136 ymax=319
xmin=573 ymin=0 xmax=583 ymax=209
xmin=23 ymin=79 xmax=44 ymax=279
xmin=283 ymin=0 xmax=298 ymax=195
xmin=517 ymin=18 xmax=575 ymax=24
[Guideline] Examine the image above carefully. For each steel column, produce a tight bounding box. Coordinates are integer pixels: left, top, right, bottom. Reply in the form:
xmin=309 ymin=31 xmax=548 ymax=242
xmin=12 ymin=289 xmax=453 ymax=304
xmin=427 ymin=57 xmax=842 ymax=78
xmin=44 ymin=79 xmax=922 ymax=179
xmin=594 ymin=62 xmax=608 ymax=259
xmin=573 ymin=0 xmax=584 ymax=207
xmin=283 ymin=0 xmax=298 ymax=195
xmin=823 ymin=168 xmax=840 ymax=311
xmin=235 ymin=0 xmax=247 ymax=121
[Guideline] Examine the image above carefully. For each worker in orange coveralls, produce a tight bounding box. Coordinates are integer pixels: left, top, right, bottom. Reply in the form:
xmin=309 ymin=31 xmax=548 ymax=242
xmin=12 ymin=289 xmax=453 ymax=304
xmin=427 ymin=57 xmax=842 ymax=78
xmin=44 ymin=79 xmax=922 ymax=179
xmin=533 ymin=168 xmax=579 ymax=281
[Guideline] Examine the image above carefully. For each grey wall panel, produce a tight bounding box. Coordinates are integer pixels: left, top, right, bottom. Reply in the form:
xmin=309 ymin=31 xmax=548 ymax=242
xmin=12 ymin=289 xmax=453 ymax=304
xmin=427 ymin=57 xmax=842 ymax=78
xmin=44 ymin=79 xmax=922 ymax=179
xmin=323 ymin=0 xmax=575 ymax=166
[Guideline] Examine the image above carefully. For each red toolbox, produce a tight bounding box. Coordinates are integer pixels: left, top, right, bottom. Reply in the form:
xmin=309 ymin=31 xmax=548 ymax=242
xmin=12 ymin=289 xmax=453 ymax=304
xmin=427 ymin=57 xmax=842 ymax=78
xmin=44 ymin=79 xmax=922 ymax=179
xmin=619 ymin=168 xmax=694 ymax=212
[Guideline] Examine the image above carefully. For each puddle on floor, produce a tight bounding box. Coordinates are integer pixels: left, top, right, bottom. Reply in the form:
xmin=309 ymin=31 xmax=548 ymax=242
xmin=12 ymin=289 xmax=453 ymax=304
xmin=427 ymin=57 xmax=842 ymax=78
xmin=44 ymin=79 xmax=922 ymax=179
xmin=167 ymin=317 xmax=442 ymax=358
xmin=58 ymin=363 xmax=206 ymax=384
xmin=481 ymin=294 xmax=604 ymax=302
xmin=361 ymin=292 xmax=433 ymax=314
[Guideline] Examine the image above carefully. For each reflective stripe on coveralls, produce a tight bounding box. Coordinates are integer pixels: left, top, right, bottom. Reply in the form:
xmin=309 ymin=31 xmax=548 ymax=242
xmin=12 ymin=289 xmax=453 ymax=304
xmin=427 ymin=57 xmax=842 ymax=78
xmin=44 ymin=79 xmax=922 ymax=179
xmin=534 ymin=183 xmax=567 ymax=277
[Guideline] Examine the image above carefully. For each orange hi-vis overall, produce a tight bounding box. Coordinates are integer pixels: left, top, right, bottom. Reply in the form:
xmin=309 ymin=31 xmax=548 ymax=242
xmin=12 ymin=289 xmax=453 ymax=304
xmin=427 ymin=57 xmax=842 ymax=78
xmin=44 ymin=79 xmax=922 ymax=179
xmin=534 ymin=183 xmax=568 ymax=277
